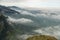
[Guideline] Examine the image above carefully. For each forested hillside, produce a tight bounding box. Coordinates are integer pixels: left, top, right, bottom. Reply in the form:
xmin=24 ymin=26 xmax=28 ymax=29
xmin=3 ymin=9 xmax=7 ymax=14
xmin=0 ymin=14 xmax=15 ymax=40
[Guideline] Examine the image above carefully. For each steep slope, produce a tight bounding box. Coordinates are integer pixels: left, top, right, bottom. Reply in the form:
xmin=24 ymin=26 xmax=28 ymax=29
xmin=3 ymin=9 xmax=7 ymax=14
xmin=0 ymin=14 xmax=15 ymax=40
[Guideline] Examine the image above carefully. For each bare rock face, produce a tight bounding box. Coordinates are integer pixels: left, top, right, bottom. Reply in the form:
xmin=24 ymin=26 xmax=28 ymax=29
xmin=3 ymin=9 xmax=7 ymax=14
xmin=26 ymin=35 xmax=57 ymax=40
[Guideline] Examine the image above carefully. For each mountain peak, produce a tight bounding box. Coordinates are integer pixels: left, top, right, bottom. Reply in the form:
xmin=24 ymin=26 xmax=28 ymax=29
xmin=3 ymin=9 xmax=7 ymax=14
xmin=0 ymin=5 xmax=20 ymax=15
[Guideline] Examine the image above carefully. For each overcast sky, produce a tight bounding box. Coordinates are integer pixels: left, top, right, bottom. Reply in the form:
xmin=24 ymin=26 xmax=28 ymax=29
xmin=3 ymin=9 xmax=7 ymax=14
xmin=0 ymin=0 xmax=60 ymax=8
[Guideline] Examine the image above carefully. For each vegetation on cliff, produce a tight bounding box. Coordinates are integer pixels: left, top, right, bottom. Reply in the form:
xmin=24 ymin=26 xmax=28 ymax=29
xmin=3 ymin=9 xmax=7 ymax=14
xmin=26 ymin=35 xmax=57 ymax=40
xmin=0 ymin=14 xmax=15 ymax=40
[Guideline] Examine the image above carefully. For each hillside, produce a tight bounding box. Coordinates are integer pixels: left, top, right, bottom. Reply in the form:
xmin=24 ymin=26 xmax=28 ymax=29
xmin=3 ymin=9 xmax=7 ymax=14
xmin=0 ymin=14 xmax=15 ymax=40
xmin=26 ymin=35 xmax=57 ymax=40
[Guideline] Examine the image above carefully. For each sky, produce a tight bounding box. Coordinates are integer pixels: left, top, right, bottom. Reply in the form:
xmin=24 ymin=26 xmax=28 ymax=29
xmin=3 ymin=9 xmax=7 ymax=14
xmin=0 ymin=0 xmax=60 ymax=8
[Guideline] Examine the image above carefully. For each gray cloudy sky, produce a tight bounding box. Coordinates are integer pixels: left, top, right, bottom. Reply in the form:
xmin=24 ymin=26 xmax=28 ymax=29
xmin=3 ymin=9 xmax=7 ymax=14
xmin=0 ymin=0 xmax=60 ymax=8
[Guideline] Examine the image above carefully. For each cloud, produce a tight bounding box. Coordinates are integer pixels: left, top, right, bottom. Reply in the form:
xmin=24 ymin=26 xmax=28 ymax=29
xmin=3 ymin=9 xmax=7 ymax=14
xmin=20 ymin=10 xmax=60 ymax=20
xmin=51 ymin=15 xmax=60 ymax=19
xmin=20 ymin=11 xmax=50 ymax=17
xmin=0 ymin=0 xmax=26 ymax=2
xmin=34 ymin=25 xmax=60 ymax=39
xmin=34 ymin=12 xmax=60 ymax=20
xmin=7 ymin=16 xmax=33 ymax=24
xmin=21 ymin=11 xmax=36 ymax=17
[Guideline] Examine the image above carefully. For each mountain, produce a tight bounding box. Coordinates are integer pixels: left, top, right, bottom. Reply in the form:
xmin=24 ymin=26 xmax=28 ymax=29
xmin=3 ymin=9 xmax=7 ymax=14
xmin=0 ymin=5 xmax=20 ymax=16
xmin=8 ymin=6 xmax=24 ymax=10
xmin=0 ymin=5 xmax=60 ymax=40
xmin=8 ymin=6 xmax=60 ymax=40
xmin=8 ymin=6 xmax=60 ymax=27
xmin=0 ymin=14 xmax=15 ymax=40
xmin=9 ymin=6 xmax=41 ymax=14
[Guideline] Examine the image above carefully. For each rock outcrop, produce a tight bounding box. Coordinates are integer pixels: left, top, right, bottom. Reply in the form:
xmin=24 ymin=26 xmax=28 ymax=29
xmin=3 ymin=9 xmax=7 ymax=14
xmin=26 ymin=35 xmax=57 ymax=40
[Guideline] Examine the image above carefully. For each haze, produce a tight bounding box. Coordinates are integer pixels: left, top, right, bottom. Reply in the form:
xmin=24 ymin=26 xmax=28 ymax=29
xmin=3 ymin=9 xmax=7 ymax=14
xmin=0 ymin=0 xmax=60 ymax=9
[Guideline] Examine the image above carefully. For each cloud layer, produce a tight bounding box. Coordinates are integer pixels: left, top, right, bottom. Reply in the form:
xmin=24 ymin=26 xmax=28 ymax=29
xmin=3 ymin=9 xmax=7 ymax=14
xmin=7 ymin=17 xmax=33 ymax=24
xmin=6 ymin=7 xmax=60 ymax=40
xmin=34 ymin=25 xmax=60 ymax=39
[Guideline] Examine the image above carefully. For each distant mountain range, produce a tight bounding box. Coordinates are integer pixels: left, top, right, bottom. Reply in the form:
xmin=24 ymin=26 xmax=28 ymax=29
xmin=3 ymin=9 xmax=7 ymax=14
xmin=0 ymin=5 xmax=20 ymax=15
